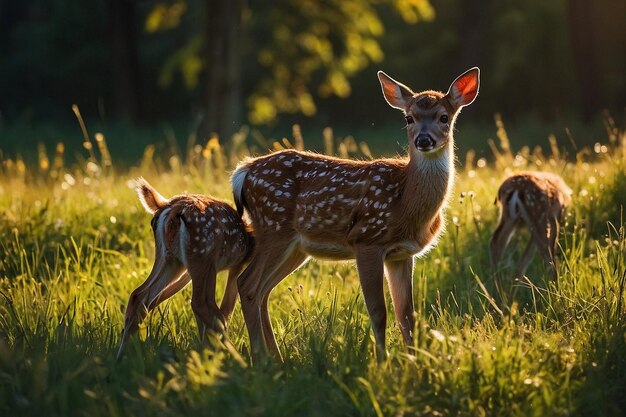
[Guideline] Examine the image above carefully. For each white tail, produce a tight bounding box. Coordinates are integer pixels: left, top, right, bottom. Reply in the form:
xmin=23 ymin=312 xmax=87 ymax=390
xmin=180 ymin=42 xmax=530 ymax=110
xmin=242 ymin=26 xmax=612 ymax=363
xmin=117 ymin=178 xmax=253 ymax=358
xmin=490 ymin=171 xmax=572 ymax=277
xmin=231 ymin=68 xmax=480 ymax=362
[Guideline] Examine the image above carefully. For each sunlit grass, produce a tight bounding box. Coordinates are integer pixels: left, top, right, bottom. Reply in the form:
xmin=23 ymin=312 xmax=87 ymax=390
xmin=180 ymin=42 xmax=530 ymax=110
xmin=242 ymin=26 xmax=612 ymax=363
xmin=0 ymin=115 xmax=625 ymax=416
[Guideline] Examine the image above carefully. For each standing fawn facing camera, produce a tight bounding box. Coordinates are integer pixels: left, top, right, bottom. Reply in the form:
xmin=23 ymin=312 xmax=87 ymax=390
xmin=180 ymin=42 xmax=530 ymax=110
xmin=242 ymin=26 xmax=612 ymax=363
xmin=117 ymin=178 xmax=253 ymax=359
xmin=490 ymin=172 xmax=572 ymax=277
xmin=231 ymin=68 xmax=480 ymax=362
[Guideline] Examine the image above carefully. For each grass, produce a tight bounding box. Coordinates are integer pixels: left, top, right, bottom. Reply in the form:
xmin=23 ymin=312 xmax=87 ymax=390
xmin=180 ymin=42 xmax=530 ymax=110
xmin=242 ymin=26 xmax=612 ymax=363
xmin=0 ymin=114 xmax=625 ymax=416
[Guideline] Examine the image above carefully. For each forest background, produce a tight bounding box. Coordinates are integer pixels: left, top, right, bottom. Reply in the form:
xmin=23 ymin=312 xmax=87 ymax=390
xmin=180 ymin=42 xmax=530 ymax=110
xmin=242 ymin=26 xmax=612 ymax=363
xmin=1 ymin=0 xmax=624 ymax=160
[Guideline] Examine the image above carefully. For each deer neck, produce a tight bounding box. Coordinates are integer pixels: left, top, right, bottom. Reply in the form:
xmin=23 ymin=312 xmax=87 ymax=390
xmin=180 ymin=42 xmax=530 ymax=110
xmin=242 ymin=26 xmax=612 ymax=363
xmin=401 ymin=141 xmax=454 ymax=222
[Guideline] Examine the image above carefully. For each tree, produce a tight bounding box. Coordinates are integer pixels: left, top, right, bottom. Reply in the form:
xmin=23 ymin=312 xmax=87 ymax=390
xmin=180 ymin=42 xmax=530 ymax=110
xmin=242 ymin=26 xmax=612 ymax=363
xmin=149 ymin=0 xmax=434 ymax=140
xmin=204 ymin=0 xmax=243 ymax=142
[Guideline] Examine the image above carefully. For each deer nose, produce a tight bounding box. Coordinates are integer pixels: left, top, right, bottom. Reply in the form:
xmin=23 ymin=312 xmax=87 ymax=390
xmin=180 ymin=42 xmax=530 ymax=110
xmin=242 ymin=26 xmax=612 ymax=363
xmin=415 ymin=134 xmax=435 ymax=151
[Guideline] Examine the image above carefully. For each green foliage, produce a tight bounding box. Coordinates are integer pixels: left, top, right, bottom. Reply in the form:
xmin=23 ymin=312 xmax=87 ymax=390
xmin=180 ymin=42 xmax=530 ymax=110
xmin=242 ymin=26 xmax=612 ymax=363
xmin=244 ymin=0 xmax=434 ymax=124
xmin=2 ymin=1 xmax=624 ymax=126
xmin=0 ymin=121 xmax=625 ymax=416
xmin=149 ymin=0 xmax=434 ymax=124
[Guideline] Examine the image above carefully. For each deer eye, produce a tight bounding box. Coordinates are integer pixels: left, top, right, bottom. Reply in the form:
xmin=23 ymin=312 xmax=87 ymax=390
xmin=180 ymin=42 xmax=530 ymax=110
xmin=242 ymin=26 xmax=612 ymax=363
xmin=405 ymin=115 xmax=414 ymax=124
xmin=439 ymin=114 xmax=449 ymax=124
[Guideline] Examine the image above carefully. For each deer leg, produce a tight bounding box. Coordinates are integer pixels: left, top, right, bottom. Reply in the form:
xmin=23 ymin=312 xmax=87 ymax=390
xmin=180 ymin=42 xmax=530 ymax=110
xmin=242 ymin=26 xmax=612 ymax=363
xmin=384 ymin=257 xmax=415 ymax=346
xmin=238 ymin=239 xmax=307 ymax=362
xmin=517 ymin=238 xmax=536 ymax=277
xmin=188 ymin=262 xmax=224 ymax=343
xmin=356 ymin=246 xmax=387 ymax=361
xmin=238 ymin=255 xmax=269 ymax=360
xmin=118 ymin=259 xmax=186 ymax=359
xmin=259 ymin=295 xmax=276 ymax=358
xmin=521 ymin=213 xmax=555 ymax=276
xmin=546 ymin=216 xmax=560 ymax=278
xmin=490 ymin=216 xmax=517 ymax=268
xmin=536 ymin=218 xmax=555 ymax=265
xmin=219 ymin=265 xmax=243 ymax=323
xmin=156 ymin=272 xmax=192 ymax=303
xmin=258 ymin=247 xmax=308 ymax=361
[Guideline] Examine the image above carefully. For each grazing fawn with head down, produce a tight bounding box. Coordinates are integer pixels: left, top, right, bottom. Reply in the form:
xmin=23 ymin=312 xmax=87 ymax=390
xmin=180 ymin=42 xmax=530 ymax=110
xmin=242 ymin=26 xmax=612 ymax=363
xmin=117 ymin=178 xmax=253 ymax=358
xmin=231 ymin=68 xmax=480 ymax=361
xmin=490 ymin=172 xmax=572 ymax=277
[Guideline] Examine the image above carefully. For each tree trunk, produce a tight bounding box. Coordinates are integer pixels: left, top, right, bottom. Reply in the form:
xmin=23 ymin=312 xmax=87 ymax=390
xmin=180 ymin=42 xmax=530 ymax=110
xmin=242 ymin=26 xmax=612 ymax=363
xmin=204 ymin=0 xmax=243 ymax=142
xmin=108 ymin=0 xmax=140 ymax=123
xmin=566 ymin=0 xmax=600 ymax=120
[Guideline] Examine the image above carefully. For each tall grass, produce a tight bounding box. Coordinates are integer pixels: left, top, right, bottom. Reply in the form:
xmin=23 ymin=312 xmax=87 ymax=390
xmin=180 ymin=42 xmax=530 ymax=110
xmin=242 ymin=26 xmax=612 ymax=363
xmin=0 ymin=114 xmax=625 ymax=416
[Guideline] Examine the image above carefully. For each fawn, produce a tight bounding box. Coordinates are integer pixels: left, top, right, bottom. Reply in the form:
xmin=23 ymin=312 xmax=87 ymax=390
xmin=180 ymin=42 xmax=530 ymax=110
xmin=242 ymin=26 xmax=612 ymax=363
xmin=231 ymin=68 xmax=480 ymax=361
xmin=117 ymin=178 xmax=253 ymax=358
xmin=490 ymin=172 xmax=572 ymax=277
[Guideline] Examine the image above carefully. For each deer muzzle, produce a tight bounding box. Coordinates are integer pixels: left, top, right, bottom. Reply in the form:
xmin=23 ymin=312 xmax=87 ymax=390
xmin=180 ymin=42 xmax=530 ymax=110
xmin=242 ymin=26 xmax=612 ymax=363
xmin=415 ymin=134 xmax=436 ymax=152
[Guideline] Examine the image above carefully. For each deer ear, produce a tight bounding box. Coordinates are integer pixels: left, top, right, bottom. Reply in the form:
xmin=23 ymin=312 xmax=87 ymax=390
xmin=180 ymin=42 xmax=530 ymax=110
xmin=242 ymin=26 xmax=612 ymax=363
xmin=135 ymin=177 xmax=168 ymax=214
xmin=446 ymin=67 xmax=480 ymax=109
xmin=378 ymin=71 xmax=414 ymax=110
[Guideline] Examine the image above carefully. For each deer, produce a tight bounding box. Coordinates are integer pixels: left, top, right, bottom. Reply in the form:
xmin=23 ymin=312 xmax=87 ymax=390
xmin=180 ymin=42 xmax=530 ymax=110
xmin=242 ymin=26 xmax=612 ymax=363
xmin=490 ymin=172 xmax=572 ymax=277
xmin=230 ymin=68 xmax=480 ymax=362
xmin=117 ymin=178 xmax=254 ymax=359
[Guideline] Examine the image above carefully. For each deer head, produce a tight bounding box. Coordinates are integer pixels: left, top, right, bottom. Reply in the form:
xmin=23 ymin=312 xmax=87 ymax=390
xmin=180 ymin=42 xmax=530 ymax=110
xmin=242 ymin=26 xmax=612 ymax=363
xmin=378 ymin=67 xmax=479 ymax=158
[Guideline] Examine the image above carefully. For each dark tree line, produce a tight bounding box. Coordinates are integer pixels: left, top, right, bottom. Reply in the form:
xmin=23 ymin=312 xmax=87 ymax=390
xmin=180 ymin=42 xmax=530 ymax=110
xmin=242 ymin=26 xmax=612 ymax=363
xmin=0 ymin=0 xmax=623 ymax=140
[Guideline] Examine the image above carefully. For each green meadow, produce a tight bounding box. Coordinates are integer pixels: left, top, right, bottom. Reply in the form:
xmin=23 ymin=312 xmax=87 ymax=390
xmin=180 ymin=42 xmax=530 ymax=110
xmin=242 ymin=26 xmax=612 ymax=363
xmin=1 ymin=119 xmax=625 ymax=417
